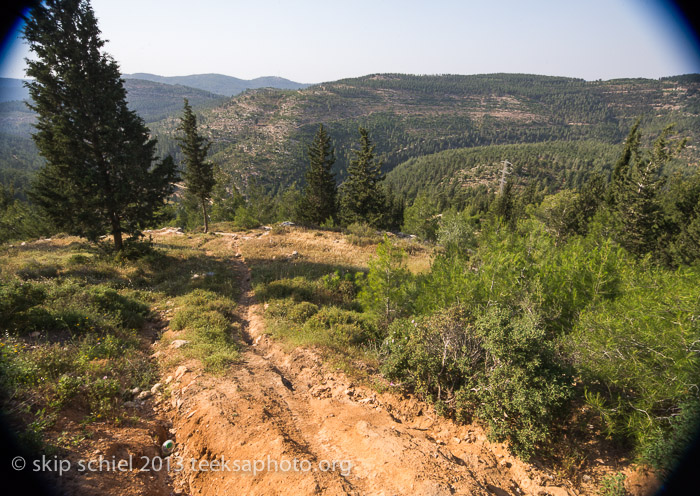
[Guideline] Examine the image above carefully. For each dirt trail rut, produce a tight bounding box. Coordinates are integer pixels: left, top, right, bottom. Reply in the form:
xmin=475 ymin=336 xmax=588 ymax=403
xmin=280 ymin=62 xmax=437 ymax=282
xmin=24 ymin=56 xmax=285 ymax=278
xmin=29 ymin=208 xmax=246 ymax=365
xmin=165 ymin=245 xmax=578 ymax=496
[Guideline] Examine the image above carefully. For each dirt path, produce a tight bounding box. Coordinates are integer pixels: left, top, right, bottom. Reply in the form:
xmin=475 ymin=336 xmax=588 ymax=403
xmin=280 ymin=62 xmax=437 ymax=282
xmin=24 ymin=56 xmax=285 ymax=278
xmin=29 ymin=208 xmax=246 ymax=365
xmin=154 ymin=233 xmax=605 ymax=496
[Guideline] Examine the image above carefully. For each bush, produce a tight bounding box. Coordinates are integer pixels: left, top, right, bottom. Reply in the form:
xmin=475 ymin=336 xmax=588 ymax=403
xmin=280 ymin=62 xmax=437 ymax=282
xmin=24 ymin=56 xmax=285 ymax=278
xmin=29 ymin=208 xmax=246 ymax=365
xmin=642 ymin=396 xmax=700 ymax=474
xmin=359 ymin=236 xmax=413 ymax=326
xmin=346 ymin=222 xmax=380 ymax=246
xmin=233 ymin=206 xmax=260 ymax=229
xmin=381 ymin=304 xmax=572 ymax=460
xmin=288 ymin=301 xmax=319 ymax=323
xmin=0 ymin=281 xmax=46 ymax=332
xmin=567 ymin=264 xmax=700 ymax=454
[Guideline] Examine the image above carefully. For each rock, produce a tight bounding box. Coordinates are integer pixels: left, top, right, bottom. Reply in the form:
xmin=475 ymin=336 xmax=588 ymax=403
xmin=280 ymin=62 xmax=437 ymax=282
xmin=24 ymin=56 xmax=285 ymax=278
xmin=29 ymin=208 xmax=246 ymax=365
xmin=582 ymin=475 xmax=592 ymax=483
xmin=174 ymin=365 xmax=188 ymax=380
xmin=137 ymin=390 xmax=151 ymax=400
xmin=291 ymin=251 xmax=298 ymax=257
xmin=21 ymin=241 xmax=26 ymax=246
xmin=29 ymin=331 xmax=41 ymax=338
xmin=165 ymin=375 xmax=173 ymax=385
xmin=192 ymin=273 xmax=200 ymax=279
xmin=234 ymin=253 xmax=242 ymax=258
xmin=499 ymin=459 xmax=511 ymax=468
xmin=150 ymin=383 xmax=162 ymax=394
xmin=170 ymin=339 xmax=190 ymax=349
xmin=123 ymin=401 xmax=139 ymax=409
xmin=130 ymin=387 xmax=140 ymax=395
xmin=280 ymin=221 xmax=295 ymax=226
xmin=150 ymin=351 xmax=164 ymax=359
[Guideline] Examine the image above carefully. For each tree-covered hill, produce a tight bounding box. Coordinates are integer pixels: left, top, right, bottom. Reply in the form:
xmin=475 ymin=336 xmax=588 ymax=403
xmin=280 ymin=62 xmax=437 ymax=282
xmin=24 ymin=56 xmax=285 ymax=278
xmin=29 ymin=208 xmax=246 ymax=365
xmin=123 ymin=72 xmax=310 ymax=96
xmin=147 ymin=73 xmax=700 ymax=194
xmin=384 ymin=140 xmax=622 ymax=208
xmin=121 ymin=78 xmax=227 ymax=122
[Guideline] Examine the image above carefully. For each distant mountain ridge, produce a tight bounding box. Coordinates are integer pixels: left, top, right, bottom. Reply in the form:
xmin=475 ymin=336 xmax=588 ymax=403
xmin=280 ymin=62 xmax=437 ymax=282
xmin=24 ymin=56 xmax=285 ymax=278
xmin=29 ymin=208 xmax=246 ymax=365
xmin=123 ymin=73 xmax=310 ymax=96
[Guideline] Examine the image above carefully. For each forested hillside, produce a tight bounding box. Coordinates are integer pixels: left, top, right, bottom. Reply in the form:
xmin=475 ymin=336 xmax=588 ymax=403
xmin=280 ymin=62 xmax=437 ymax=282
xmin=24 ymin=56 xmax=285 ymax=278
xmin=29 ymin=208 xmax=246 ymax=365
xmin=123 ymin=72 xmax=310 ymax=96
xmin=385 ymin=141 xmax=622 ymax=208
xmin=148 ymin=73 xmax=700 ymax=194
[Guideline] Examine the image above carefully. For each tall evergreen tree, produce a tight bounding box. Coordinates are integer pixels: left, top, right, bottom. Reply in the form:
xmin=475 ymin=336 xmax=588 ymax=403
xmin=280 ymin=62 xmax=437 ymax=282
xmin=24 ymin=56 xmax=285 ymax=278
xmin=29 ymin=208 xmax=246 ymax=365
xmin=607 ymin=122 xmax=686 ymax=256
xmin=340 ymin=127 xmax=385 ymax=227
xmin=297 ymin=124 xmax=337 ymax=225
xmin=177 ymin=98 xmax=215 ymax=232
xmin=24 ymin=0 xmax=176 ymax=250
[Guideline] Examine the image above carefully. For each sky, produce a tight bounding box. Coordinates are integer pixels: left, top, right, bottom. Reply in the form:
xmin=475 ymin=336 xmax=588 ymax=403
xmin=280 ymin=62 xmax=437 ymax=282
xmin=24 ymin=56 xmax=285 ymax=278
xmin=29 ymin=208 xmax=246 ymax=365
xmin=1 ymin=0 xmax=699 ymax=83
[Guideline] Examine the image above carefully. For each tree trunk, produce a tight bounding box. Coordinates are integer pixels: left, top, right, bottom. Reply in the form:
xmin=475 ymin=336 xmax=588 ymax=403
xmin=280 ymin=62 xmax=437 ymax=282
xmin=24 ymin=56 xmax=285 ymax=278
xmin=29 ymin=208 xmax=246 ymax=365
xmin=202 ymin=201 xmax=209 ymax=233
xmin=111 ymin=214 xmax=123 ymax=251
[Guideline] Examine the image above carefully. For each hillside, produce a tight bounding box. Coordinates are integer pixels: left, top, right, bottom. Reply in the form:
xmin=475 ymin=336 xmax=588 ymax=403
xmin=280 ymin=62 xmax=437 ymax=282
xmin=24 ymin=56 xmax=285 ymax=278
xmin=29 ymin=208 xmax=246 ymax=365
xmin=121 ymin=78 xmax=227 ymax=122
xmin=0 ymin=78 xmax=227 ymax=196
xmin=148 ymin=73 xmax=700 ymax=193
xmin=123 ymin=72 xmax=310 ymax=96
xmin=384 ymin=140 xmax=623 ymax=206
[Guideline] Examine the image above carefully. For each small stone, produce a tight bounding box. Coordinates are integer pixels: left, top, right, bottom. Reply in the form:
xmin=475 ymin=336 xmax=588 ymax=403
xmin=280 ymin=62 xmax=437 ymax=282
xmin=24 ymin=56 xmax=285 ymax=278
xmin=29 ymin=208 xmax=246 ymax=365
xmin=170 ymin=339 xmax=190 ymax=349
xmin=130 ymin=387 xmax=140 ymax=395
xmin=123 ymin=401 xmax=139 ymax=408
xmin=582 ymin=475 xmax=592 ymax=483
xmin=21 ymin=241 xmax=26 ymax=246
xmin=165 ymin=375 xmax=173 ymax=385
xmin=137 ymin=390 xmax=151 ymax=400
xmin=150 ymin=383 xmax=162 ymax=394
xmin=234 ymin=253 xmax=242 ymax=258
xmin=174 ymin=365 xmax=188 ymax=380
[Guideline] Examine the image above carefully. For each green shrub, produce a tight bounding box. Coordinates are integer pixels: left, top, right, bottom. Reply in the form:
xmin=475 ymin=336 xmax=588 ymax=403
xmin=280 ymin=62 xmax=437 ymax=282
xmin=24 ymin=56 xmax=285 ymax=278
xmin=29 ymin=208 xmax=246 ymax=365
xmin=598 ymin=472 xmax=627 ymax=496
xmin=17 ymin=260 xmax=60 ymax=280
xmin=567 ymin=265 xmax=700 ymax=454
xmin=359 ymin=236 xmax=413 ymax=326
xmin=381 ymin=304 xmax=571 ymax=460
xmin=642 ymin=396 xmax=700 ymax=473
xmin=233 ymin=206 xmax=260 ymax=229
xmin=288 ymin=301 xmax=319 ymax=323
xmin=0 ymin=280 xmax=46 ymax=330
xmin=346 ymin=222 xmax=380 ymax=246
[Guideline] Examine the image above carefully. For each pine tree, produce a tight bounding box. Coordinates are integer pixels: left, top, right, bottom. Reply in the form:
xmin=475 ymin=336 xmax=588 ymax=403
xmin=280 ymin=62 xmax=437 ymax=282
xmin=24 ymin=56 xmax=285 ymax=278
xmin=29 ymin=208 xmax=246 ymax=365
xmin=340 ymin=127 xmax=385 ymax=227
xmin=297 ymin=124 xmax=337 ymax=225
xmin=608 ymin=122 xmax=686 ymax=256
xmin=24 ymin=0 xmax=176 ymax=250
xmin=177 ymin=99 xmax=215 ymax=232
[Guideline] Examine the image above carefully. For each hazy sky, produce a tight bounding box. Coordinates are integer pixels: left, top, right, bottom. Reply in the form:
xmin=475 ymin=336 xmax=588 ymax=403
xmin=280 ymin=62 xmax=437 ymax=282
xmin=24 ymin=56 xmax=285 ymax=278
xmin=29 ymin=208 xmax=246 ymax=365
xmin=1 ymin=0 xmax=699 ymax=82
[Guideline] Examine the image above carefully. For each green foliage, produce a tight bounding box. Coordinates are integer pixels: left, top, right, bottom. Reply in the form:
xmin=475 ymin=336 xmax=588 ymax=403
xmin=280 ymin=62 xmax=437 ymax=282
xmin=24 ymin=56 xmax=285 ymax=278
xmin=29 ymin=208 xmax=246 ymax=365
xmin=402 ymin=194 xmax=439 ymax=241
xmin=178 ymin=98 xmax=216 ymax=232
xmin=346 ymin=222 xmax=380 ymax=246
xmin=340 ymin=127 xmax=386 ymax=227
xmin=607 ymin=123 xmax=687 ymax=257
xmin=381 ymin=304 xmax=571 ymax=460
xmin=473 ymin=306 xmax=572 ymax=459
xmin=436 ymin=209 xmax=478 ymax=257
xmin=642 ymin=396 xmax=700 ymax=474
xmin=359 ymin=236 xmax=412 ymax=327
xmin=567 ymin=264 xmax=700 ymax=454
xmin=297 ymin=125 xmax=338 ymax=225
xmin=24 ymin=0 xmax=177 ymax=250
xmin=233 ymin=205 xmax=260 ymax=229
xmin=210 ymin=166 xmax=245 ymax=222
xmin=598 ymin=472 xmax=627 ymax=496
xmin=535 ymin=190 xmax=582 ymax=243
